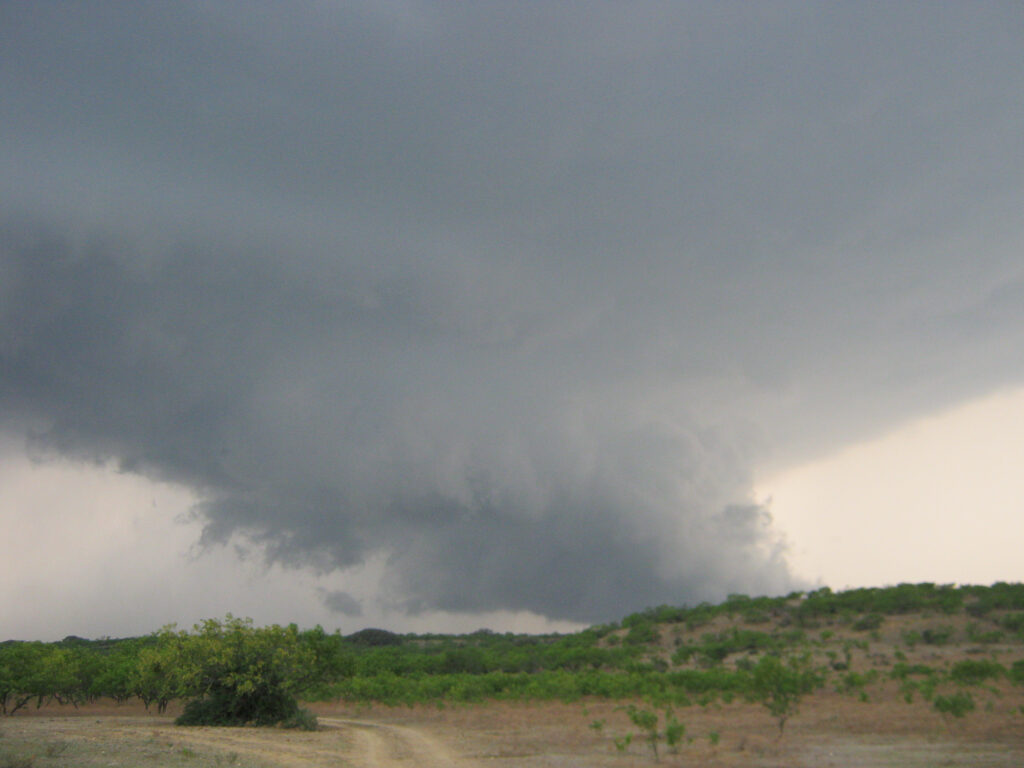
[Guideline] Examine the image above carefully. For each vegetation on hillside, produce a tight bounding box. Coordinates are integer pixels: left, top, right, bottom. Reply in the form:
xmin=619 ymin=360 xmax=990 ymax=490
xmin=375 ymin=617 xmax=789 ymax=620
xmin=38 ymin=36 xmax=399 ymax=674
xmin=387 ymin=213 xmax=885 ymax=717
xmin=3 ymin=582 xmax=1024 ymax=731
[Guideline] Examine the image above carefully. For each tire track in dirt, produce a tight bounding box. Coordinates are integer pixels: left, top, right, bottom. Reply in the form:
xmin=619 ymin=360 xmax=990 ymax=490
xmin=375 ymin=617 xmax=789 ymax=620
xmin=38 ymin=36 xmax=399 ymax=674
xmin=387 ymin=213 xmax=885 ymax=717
xmin=319 ymin=717 xmax=476 ymax=768
xmin=102 ymin=721 xmax=343 ymax=768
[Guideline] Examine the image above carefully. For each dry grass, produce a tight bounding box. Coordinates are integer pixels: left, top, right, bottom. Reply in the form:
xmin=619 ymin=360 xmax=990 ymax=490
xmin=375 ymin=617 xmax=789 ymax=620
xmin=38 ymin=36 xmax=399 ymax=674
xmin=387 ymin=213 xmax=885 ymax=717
xmin=2 ymin=692 xmax=1023 ymax=768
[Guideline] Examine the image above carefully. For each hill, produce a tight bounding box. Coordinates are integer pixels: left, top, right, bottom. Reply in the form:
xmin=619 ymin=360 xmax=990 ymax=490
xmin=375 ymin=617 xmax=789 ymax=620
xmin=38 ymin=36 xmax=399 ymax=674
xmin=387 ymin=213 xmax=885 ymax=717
xmin=3 ymin=582 xmax=1023 ymax=717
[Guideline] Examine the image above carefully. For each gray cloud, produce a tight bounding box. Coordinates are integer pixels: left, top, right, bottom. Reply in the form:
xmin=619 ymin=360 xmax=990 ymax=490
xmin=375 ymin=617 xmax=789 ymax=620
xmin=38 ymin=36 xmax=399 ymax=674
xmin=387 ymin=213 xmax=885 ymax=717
xmin=3 ymin=3 xmax=1024 ymax=624
xmin=320 ymin=590 xmax=363 ymax=618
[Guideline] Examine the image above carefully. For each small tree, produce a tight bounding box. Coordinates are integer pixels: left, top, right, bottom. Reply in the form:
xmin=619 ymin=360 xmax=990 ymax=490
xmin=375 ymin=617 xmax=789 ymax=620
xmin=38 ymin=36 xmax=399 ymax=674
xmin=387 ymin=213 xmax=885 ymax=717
xmin=617 ymin=703 xmax=688 ymax=762
xmin=133 ymin=630 xmax=184 ymax=714
xmin=749 ymin=654 xmax=820 ymax=736
xmin=0 ymin=643 xmax=43 ymax=716
xmin=934 ymin=691 xmax=975 ymax=719
xmin=625 ymin=704 xmax=661 ymax=761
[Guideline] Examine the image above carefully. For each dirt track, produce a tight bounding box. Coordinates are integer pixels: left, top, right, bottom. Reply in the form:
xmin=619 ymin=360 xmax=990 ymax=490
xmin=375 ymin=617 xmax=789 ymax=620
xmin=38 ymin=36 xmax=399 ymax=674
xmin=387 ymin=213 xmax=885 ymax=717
xmin=0 ymin=710 xmax=479 ymax=768
xmin=320 ymin=717 xmax=476 ymax=767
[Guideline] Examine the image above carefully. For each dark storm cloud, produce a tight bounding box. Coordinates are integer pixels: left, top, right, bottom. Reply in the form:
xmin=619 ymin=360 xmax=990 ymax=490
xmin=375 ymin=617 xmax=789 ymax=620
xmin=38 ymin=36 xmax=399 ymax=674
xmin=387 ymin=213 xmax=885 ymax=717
xmin=3 ymin=3 xmax=1024 ymax=622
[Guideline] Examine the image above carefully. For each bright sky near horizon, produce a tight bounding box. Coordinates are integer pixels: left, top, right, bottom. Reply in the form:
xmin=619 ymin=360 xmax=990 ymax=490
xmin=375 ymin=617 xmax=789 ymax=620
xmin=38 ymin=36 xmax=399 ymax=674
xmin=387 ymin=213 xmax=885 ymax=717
xmin=3 ymin=3 xmax=1024 ymax=641
xmin=756 ymin=386 xmax=1024 ymax=593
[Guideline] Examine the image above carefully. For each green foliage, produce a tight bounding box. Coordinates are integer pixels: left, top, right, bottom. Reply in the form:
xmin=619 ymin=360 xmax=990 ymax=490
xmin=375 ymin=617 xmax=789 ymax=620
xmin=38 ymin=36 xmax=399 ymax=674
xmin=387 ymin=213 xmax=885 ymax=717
xmin=133 ymin=633 xmax=184 ymax=714
xmin=0 ymin=642 xmax=100 ymax=714
xmin=748 ymin=654 xmax=820 ymax=735
xmin=920 ymin=626 xmax=954 ymax=645
xmin=889 ymin=662 xmax=937 ymax=680
xmin=837 ymin=670 xmax=877 ymax=695
xmin=624 ymin=704 xmax=660 ymax=759
xmin=663 ymin=713 xmax=685 ymax=751
xmin=852 ymin=613 xmax=884 ymax=631
xmin=933 ymin=691 xmax=975 ymax=718
xmin=1009 ymin=660 xmax=1024 ymax=686
xmin=890 ymin=661 xmax=940 ymax=703
xmin=616 ymin=703 xmax=687 ymax=761
xmin=5 ymin=581 xmax=1024 ymax=717
xmin=624 ymin=622 xmax=657 ymax=646
xmin=797 ymin=583 xmax=962 ymax=622
xmin=949 ymin=659 xmax=1005 ymax=686
xmin=1000 ymin=612 xmax=1024 ymax=634
xmin=672 ymin=627 xmax=792 ymax=667
xmin=0 ymin=643 xmax=43 ymax=715
xmin=965 ymin=623 xmax=1004 ymax=644
xmin=171 ymin=616 xmax=316 ymax=728
xmin=176 ymin=688 xmax=299 ymax=727
xmin=963 ymin=582 xmax=1024 ymax=616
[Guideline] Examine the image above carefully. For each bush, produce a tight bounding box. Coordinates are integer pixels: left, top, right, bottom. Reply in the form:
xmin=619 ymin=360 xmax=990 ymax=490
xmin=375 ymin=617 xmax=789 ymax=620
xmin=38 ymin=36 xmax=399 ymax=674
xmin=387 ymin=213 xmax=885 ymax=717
xmin=176 ymin=687 xmax=300 ymax=727
xmin=172 ymin=617 xmax=314 ymax=727
xmin=624 ymin=622 xmax=657 ymax=646
xmin=852 ymin=614 xmax=884 ymax=631
xmin=1007 ymin=660 xmax=1024 ymax=686
xmin=1000 ymin=613 xmax=1024 ymax=633
xmin=901 ymin=630 xmax=922 ymax=648
xmin=949 ymin=659 xmax=1005 ymax=686
xmin=920 ymin=627 xmax=953 ymax=645
xmin=933 ymin=691 xmax=975 ymax=718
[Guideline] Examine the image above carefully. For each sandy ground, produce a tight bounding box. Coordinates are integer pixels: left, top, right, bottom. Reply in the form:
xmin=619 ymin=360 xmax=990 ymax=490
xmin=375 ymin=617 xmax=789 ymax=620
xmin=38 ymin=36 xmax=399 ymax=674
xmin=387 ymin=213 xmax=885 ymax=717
xmin=2 ymin=689 xmax=1023 ymax=767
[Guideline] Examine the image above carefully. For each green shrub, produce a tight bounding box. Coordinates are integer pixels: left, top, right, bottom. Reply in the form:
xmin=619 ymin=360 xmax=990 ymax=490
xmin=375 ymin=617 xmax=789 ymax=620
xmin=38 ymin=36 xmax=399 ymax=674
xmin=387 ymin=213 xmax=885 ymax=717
xmin=624 ymin=622 xmax=657 ymax=646
xmin=852 ymin=613 xmax=884 ymax=631
xmin=949 ymin=659 xmax=1005 ymax=686
xmin=965 ymin=601 xmax=992 ymax=618
xmin=968 ymin=628 xmax=1004 ymax=644
xmin=837 ymin=670 xmax=877 ymax=695
xmin=177 ymin=688 xmax=301 ymax=727
xmin=1007 ymin=660 xmax=1024 ymax=686
xmin=921 ymin=627 xmax=953 ymax=645
xmin=623 ymin=704 xmax=660 ymax=760
xmin=664 ymin=712 xmax=686 ymax=752
xmin=934 ymin=691 xmax=975 ymax=718
xmin=1000 ymin=613 xmax=1024 ymax=633
xmin=901 ymin=630 xmax=922 ymax=647
xmin=889 ymin=662 xmax=936 ymax=680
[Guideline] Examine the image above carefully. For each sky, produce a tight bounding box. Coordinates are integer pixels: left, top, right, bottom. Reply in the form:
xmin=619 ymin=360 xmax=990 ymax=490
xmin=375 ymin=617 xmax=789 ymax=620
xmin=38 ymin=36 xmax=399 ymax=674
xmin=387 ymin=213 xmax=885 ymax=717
xmin=2 ymin=2 xmax=1024 ymax=641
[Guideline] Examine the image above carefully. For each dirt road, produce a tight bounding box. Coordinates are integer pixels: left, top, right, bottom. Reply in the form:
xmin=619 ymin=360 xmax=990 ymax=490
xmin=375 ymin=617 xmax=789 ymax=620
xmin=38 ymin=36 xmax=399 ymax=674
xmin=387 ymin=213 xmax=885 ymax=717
xmin=320 ymin=717 xmax=475 ymax=767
